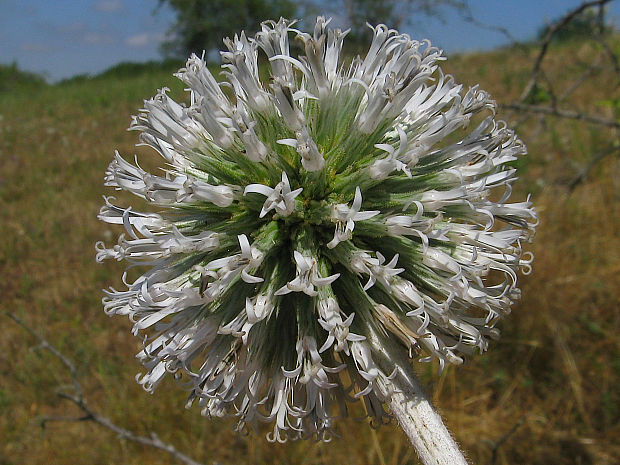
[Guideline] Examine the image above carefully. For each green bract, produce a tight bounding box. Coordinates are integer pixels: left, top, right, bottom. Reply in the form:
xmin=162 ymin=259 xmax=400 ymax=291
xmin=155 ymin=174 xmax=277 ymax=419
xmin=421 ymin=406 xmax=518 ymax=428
xmin=97 ymin=17 xmax=537 ymax=441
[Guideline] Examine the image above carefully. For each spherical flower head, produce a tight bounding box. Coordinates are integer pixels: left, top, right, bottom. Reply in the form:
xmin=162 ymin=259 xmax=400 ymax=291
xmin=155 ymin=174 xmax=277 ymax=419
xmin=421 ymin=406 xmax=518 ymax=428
xmin=96 ymin=17 xmax=537 ymax=442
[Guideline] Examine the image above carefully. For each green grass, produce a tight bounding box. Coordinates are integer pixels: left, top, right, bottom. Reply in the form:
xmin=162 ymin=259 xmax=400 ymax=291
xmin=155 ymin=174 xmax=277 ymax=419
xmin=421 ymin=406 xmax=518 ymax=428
xmin=2 ymin=38 xmax=620 ymax=465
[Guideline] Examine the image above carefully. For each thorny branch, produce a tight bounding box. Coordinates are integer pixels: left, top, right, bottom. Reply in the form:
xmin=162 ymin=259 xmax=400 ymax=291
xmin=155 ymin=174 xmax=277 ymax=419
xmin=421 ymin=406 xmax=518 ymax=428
xmin=518 ymin=0 xmax=615 ymax=103
xmin=485 ymin=416 xmax=526 ymax=465
xmin=500 ymin=102 xmax=620 ymax=128
xmin=486 ymin=0 xmax=620 ymax=189
xmin=5 ymin=312 xmax=219 ymax=465
xmin=459 ymin=3 xmax=519 ymax=46
xmin=558 ymin=54 xmax=604 ymax=102
xmin=568 ymin=144 xmax=620 ymax=192
xmin=461 ymin=0 xmax=619 ymax=133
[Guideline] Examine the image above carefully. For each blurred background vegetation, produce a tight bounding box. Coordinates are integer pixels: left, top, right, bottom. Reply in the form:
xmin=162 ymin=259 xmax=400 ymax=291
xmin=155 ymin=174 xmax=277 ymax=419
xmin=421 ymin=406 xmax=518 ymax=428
xmin=156 ymin=0 xmax=468 ymax=57
xmin=1 ymin=1 xmax=619 ymax=464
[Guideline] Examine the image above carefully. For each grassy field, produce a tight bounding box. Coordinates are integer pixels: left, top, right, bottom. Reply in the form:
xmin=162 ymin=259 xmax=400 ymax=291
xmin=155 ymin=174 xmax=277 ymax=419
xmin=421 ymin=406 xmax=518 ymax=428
xmin=1 ymin=37 xmax=619 ymax=465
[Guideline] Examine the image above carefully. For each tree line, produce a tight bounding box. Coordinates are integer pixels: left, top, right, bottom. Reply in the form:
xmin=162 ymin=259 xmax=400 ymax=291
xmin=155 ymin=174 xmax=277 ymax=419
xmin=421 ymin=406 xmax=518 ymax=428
xmin=157 ymin=0 xmax=467 ymax=58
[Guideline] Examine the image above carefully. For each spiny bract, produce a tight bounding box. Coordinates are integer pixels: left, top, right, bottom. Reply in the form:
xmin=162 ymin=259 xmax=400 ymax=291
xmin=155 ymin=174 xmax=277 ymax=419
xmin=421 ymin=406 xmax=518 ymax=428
xmin=97 ymin=17 xmax=537 ymax=442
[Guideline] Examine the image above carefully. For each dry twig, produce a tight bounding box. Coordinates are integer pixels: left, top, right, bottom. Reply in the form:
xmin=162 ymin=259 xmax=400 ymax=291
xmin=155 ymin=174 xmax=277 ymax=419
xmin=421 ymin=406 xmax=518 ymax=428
xmin=458 ymin=3 xmax=519 ymax=46
xmin=568 ymin=144 xmax=620 ymax=191
xmin=502 ymin=0 xmax=619 ymax=164
xmin=500 ymin=102 xmax=620 ymax=128
xmin=518 ymin=0 xmax=614 ymax=103
xmin=5 ymin=311 xmax=219 ymax=465
xmin=485 ymin=416 xmax=526 ymax=465
xmin=486 ymin=0 xmax=619 ymax=191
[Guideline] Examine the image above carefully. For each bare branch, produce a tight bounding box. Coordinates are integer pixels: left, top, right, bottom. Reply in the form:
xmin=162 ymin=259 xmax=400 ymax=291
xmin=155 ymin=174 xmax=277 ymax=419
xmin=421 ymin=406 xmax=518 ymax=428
xmin=459 ymin=1 xmax=617 ymax=134
xmin=486 ymin=0 xmax=620 ymax=197
xmin=518 ymin=0 xmax=614 ymax=103
xmin=486 ymin=416 xmax=526 ymax=465
xmin=568 ymin=144 xmax=620 ymax=191
xmin=5 ymin=311 xmax=217 ymax=465
xmin=40 ymin=414 xmax=93 ymax=428
xmin=558 ymin=54 xmax=604 ymax=102
xmin=6 ymin=312 xmax=83 ymax=402
xmin=593 ymin=2 xmax=620 ymax=79
xmin=458 ymin=2 xmax=519 ymax=46
xmin=505 ymin=52 xmax=607 ymax=138
xmin=594 ymin=34 xmax=620 ymax=79
xmin=500 ymin=103 xmax=620 ymax=128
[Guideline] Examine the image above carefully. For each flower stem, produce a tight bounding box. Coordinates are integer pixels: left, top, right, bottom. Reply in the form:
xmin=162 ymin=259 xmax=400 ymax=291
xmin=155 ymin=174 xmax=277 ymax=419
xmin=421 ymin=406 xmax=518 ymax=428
xmin=367 ymin=327 xmax=469 ymax=465
xmin=386 ymin=365 xmax=469 ymax=465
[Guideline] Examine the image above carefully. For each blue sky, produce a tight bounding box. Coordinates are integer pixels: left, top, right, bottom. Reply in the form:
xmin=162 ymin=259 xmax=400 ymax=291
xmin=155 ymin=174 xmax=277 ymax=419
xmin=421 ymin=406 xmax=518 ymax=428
xmin=1 ymin=0 xmax=619 ymax=82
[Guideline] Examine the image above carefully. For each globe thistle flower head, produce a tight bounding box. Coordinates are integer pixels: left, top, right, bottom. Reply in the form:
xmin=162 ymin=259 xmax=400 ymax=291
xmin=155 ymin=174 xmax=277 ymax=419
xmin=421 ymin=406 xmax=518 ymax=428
xmin=97 ymin=17 xmax=537 ymax=442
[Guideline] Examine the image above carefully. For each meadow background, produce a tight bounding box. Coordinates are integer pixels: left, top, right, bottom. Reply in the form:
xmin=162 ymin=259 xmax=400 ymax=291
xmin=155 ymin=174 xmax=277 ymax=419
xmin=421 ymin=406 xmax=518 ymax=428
xmin=2 ymin=10 xmax=620 ymax=465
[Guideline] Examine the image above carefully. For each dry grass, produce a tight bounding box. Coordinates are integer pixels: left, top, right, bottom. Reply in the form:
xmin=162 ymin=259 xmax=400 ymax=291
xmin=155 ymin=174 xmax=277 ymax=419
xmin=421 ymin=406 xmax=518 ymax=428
xmin=1 ymin=37 xmax=619 ymax=465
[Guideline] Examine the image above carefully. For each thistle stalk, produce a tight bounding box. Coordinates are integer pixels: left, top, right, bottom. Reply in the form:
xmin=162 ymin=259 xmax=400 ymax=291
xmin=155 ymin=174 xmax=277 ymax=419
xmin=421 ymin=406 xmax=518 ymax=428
xmin=368 ymin=322 xmax=469 ymax=464
xmin=389 ymin=380 xmax=469 ymax=465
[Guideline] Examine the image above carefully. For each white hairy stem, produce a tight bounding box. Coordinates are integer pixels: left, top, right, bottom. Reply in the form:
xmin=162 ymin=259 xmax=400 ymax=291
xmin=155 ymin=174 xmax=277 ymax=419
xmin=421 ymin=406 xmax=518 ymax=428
xmin=387 ymin=377 xmax=469 ymax=465
xmin=368 ymin=328 xmax=469 ymax=465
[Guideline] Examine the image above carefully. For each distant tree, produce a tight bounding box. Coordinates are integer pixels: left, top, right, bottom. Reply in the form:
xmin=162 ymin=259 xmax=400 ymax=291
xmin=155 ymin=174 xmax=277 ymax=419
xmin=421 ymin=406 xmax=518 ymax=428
xmin=158 ymin=0 xmax=469 ymax=58
xmin=158 ymin=0 xmax=298 ymax=58
xmin=328 ymin=0 xmax=467 ymax=50
xmin=0 ymin=62 xmax=46 ymax=92
xmin=537 ymin=6 xmax=614 ymax=42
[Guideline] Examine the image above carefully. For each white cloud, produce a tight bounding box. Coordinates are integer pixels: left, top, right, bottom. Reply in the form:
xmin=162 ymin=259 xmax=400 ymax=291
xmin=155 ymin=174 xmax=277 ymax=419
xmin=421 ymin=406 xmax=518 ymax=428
xmin=50 ymin=21 xmax=116 ymax=46
xmin=125 ymin=33 xmax=150 ymax=48
xmin=84 ymin=32 xmax=115 ymax=45
xmin=96 ymin=0 xmax=123 ymax=12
